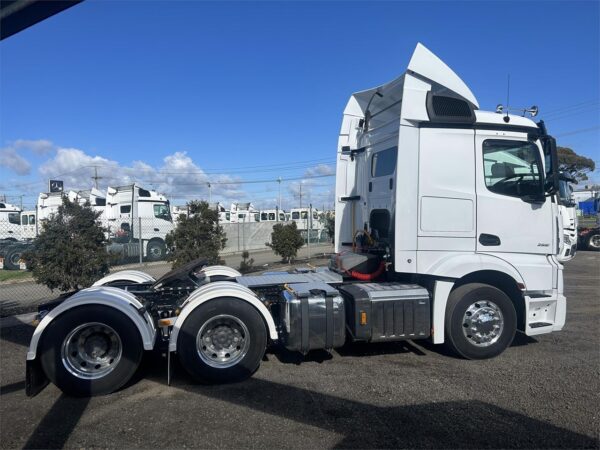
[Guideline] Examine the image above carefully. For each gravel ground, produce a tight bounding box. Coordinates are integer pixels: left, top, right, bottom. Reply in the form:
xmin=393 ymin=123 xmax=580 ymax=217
xmin=0 ymin=251 xmax=598 ymax=449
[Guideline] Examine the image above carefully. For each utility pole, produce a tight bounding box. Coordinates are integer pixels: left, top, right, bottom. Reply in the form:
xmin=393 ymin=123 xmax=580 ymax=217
xmin=207 ymin=182 xmax=212 ymax=203
xmin=299 ymin=183 xmax=303 ymax=209
xmin=91 ymin=166 xmax=103 ymax=189
xmin=277 ymin=177 xmax=282 ymax=212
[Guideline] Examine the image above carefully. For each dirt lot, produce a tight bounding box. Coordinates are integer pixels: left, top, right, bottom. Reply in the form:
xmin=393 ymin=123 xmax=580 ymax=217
xmin=1 ymin=252 xmax=599 ymax=449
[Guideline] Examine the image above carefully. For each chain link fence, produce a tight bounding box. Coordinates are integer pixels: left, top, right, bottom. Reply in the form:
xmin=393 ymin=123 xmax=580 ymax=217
xmin=0 ymin=213 xmax=332 ymax=317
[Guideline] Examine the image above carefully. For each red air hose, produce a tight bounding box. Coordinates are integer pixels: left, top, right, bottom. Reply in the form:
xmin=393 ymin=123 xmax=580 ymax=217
xmin=349 ymin=261 xmax=386 ymax=281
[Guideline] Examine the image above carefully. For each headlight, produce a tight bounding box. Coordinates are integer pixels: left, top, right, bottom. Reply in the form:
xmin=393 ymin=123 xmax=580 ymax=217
xmin=563 ymin=234 xmax=572 ymax=245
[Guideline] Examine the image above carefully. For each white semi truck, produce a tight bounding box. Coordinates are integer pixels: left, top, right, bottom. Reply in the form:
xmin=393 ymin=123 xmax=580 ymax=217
xmin=557 ymin=172 xmax=578 ymax=262
xmin=25 ymin=44 xmax=566 ymax=397
xmin=105 ymin=184 xmax=174 ymax=261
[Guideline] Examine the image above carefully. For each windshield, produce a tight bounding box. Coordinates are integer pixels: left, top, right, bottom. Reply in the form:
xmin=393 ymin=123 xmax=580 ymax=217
xmin=558 ymin=179 xmax=574 ymax=205
xmin=153 ymin=204 xmax=172 ymax=221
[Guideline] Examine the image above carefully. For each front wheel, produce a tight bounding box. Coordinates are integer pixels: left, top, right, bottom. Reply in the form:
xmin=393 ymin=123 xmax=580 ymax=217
xmin=39 ymin=305 xmax=144 ymax=396
xmin=146 ymin=240 xmax=166 ymax=261
xmin=177 ymin=298 xmax=267 ymax=383
xmin=444 ymin=283 xmax=516 ymax=360
xmin=586 ymin=231 xmax=600 ymax=251
xmin=3 ymin=246 xmax=23 ymax=270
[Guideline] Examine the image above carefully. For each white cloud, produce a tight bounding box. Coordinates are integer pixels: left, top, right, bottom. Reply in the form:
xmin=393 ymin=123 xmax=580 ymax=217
xmin=304 ymin=163 xmax=334 ymax=177
xmin=14 ymin=139 xmax=55 ymax=155
xmin=37 ymin=148 xmax=247 ymax=205
xmin=0 ymin=147 xmax=32 ymax=175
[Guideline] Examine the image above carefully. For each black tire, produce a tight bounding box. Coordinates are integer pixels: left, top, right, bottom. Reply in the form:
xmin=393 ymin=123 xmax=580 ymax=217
xmin=39 ymin=305 xmax=144 ymax=397
xmin=178 ymin=298 xmax=267 ymax=383
xmin=586 ymin=231 xmax=600 ymax=251
xmin=146 ymin=240 xmax=166 ymax=261
xmin=444 ymin=283 xmax=517 ymax=360
xmin=4 ymin=246 xmax=23 ymax=270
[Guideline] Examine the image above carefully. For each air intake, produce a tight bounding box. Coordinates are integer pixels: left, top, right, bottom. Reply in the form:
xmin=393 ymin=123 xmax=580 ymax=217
xmin=426 ymin=92 xmax=476 ymax=124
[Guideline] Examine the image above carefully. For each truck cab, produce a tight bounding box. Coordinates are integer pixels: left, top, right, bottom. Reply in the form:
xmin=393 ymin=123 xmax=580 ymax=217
xmin=0 ymin=202 xmax=22 ymax=241
xmin=106 ymin=184 xmax=174 ymax=261
xmin=335 ymin=43 xmax=564 ymax=341
xmin=557 ymin=172 xmax=578 ymax=261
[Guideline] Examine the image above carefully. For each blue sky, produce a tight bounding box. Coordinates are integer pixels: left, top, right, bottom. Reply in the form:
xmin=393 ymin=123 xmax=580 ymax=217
xmin=1 ymin=0 xmax=599 ymax=209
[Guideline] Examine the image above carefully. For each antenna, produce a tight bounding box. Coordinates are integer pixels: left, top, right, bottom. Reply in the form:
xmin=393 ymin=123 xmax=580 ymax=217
xmin=504 ymin=74 xmax=510 ymax=123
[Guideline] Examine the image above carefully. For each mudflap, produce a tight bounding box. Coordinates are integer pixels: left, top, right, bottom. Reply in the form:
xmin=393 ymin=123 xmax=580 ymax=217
xmin=26 ymin=358 xmax=48 ymax=397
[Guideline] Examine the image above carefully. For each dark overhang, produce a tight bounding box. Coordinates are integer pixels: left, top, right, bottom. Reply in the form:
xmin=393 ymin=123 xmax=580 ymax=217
xmin=1 ymin=0 xmax=83 ymax=41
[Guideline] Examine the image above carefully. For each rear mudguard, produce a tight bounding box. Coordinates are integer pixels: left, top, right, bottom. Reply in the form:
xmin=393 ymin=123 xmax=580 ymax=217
xmin=27 ymin=286 xmax=156 ymax=361
xmin=169 ymin=281 xmax=278 ymax=352
xmin=92 ymin=270 xmax=156 ymax=286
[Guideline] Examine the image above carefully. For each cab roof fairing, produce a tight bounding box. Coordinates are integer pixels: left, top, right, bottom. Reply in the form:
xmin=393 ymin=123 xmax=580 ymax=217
xmin=341 ymin=43 xmax=480 ymax=130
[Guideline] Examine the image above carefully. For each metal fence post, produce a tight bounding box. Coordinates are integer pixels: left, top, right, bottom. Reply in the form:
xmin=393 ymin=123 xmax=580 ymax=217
xmin=308 ymin=204 xmax=311 ymax=261
xmin=139 ymin=217 xmax=143 ymax=265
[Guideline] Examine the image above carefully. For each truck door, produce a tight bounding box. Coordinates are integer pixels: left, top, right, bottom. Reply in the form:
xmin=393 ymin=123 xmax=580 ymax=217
xmin=475 ymin=132 xmax=553 ymax=254
xmin=367 ymin=145 xmax=397 ymax=239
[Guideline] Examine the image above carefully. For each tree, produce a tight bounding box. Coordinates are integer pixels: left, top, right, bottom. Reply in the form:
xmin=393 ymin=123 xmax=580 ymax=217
xmin=323 ymin=212 xmax=335 ymax=243
xmin=557 ymin=146 xmax=595 ymax=182
xmin=24 ymin=197 xmax=109 ymax=292
xmin=166 ymin=200 xmax=226 ymax=268
xmin=267 ymin=222 xmax=304 ymax=263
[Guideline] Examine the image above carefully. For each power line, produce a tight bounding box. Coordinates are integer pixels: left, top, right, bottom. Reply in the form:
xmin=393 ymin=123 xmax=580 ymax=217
xmin=555 ymin=126 xmax=600 ymax=138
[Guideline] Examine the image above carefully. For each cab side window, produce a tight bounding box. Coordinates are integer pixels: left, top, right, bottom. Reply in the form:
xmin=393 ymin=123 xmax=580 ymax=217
xmin=371 ymin=146 xmax=398 ymax=177
xmin=483 ymin=140 xmax=543 ymax=198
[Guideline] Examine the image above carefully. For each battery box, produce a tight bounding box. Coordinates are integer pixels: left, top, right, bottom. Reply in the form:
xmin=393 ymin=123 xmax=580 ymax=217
xmin=338 ymin=283 xmax=430 ymax=342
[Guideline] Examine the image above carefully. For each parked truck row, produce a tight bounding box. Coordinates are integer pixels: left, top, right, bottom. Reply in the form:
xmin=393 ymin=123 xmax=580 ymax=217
xmin=25 ymin=44 xmax=572 ymax=397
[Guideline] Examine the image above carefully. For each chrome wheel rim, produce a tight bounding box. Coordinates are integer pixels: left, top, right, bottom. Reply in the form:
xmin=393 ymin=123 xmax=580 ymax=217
xmin=462 ymin=300 xmax=504 ymax=347
xmin=196 ymin=314 xmax=250 ymax=368
xmin=590 ymin=234 xmax=600 ymax=249
xmin=61 ymin=322 xmax=122 ymax=379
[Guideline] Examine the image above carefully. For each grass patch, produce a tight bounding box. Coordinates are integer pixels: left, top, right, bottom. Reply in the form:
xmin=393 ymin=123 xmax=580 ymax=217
xmin=0 ymin=270 xmax=32 ymax=283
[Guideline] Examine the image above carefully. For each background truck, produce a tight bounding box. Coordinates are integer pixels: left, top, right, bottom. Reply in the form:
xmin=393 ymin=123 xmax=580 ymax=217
xmin=103 ymin=184 xmax=174 ymax=261
xmin=25 ymin=43 xmax=565 ymax=397
xmin=557 ymin=172 xmax=578 ymax=261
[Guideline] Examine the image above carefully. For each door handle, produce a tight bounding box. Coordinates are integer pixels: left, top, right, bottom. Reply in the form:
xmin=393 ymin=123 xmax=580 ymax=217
xmin=479 ymin=234 xmax=501 ymax=246
xmin=389 ymin=178 xmax=393 ymax=190
xmin=369 ymin=182 xmax=372 ymax=192
xmin=8 ymin=230 xmax=13 ymax=233
xmin=154 ymin=228 xmax=159 ymax=232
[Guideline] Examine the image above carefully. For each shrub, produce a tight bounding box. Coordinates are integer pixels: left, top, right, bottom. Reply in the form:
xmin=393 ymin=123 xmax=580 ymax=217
xmin=267 ymin=222 xmax=304 ymax=263
xmin=24 ymin=197 xmax=109 ymax=292
xmin=166 ymin=201 xmax=227 ymax=268
xmin=238 ymin=250 xmax=255 ymax=274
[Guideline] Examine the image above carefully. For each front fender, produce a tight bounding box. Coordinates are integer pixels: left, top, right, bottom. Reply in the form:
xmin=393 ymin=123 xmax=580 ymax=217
xmin=169 ymin=281 xmax=278 ymax=352
xmin=27 ymin=286 xmax=156 ymax=360
xmin=424 ymin=253 xmax=526 ymax=288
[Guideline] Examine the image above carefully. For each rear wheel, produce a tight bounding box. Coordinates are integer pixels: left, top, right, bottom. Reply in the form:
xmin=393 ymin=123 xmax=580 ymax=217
xmin=444 ymin=283 xmax=517 ymax=359
xmin=39 ymin=305 xmax=143 ymax=396
xmin=177 ymin=298 xmax=266 ymax=383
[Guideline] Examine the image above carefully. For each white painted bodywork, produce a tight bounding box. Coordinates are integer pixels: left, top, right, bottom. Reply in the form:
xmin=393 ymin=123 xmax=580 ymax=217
xmin=168 ymin=281 xmax=279 ymax=352
xmin=93 ymin=270 xmax=156 ymax=286
xmin=105 ymin=184 xmax=174 ymax=248
xmin=200 ymin=265 xmax=242 ymax=278
xmin=26 ymin=286 xmax=156 ymax=360
xmin=0 ymin=202 xmax=22 ymax=240
xmin=335 ymin=43 xmax=565 ymax=341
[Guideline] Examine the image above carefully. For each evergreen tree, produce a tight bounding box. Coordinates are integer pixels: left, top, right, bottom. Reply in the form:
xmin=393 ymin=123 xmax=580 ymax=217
xmin=267 ymin=222 xmax=304 ymax=263
xmin=166 ymin=200 xmax=227 ymax=268
xmin=24 ymin=197 xmax=109 ymax=292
